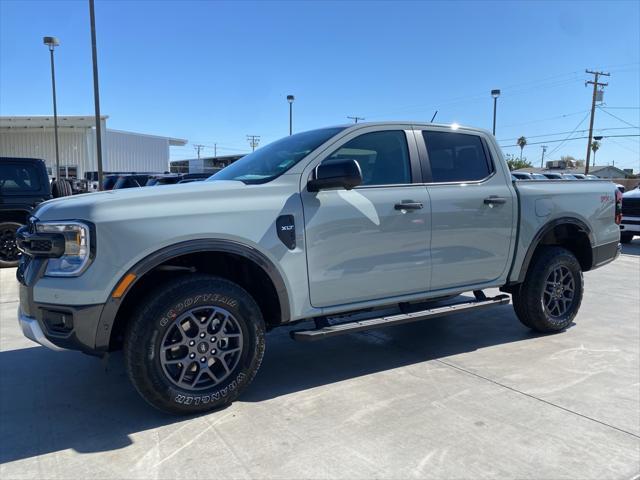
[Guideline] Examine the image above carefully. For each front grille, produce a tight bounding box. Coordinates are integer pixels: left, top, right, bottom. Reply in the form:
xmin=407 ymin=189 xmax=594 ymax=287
xmin=622 ymin=198 xmax=640 ymax=217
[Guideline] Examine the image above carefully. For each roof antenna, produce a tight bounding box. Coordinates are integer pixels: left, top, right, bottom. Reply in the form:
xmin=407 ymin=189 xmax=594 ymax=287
xmin=430 ymin=110 xmax=438 ymax=122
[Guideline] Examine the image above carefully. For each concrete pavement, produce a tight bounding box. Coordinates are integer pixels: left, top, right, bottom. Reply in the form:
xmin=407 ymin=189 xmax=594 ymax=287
xmin=1 ymin=242 xmax=639 ymax=479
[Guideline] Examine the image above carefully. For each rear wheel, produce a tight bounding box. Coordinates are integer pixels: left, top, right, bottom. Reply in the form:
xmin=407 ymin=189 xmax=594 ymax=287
xmin=0 ymin=222 xmax=22 ymax=268
xmin=124 ymin=274 xmax=265 ymax=414
xmin=512 ymin=246 xmax=583 ymax=333
xmin=51 ymin=179 xmax=72 ymax=198
xmin=620 ymin=232 xmax=634 ymax=244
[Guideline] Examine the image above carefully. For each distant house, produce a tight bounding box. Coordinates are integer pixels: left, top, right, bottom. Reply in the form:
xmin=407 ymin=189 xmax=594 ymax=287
xmin=589 ymin=165 xmax=630 ymax=179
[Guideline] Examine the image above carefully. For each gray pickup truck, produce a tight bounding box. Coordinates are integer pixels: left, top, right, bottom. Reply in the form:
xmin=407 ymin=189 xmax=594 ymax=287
xmin=16 ymin=122 xmax=622 ymax=414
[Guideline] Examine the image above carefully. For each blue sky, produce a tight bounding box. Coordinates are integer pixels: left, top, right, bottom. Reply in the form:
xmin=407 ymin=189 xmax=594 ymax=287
xmin=1 ymin=0 xmax=638 ymax=170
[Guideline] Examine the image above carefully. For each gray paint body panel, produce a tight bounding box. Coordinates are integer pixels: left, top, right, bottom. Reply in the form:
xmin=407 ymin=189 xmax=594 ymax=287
xmin=29 ymin=122 xmax=620 ymax=324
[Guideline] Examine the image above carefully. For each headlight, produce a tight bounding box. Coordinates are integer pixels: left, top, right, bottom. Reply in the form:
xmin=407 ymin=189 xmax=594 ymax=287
xmin=36 ymin=221 xmax=93 ymax=276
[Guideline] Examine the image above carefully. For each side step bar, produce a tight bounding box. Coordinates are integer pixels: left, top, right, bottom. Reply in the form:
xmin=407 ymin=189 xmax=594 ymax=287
xmin=291 ymin=294 xmax=510 ymax=342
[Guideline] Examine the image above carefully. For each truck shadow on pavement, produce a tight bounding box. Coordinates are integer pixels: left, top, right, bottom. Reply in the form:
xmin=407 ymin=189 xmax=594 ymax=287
xmin=621 ymin=239 xmax=640 ymax=256
xmin=0 ymin=300 xmax=542 ymax=463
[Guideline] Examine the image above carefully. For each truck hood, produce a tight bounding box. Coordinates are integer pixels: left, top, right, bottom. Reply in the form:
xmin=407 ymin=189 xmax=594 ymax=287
xmin=623 ymin=187 xmax=640 ymax=199
xmin=34 ymin=180 xmax=247 ymax=222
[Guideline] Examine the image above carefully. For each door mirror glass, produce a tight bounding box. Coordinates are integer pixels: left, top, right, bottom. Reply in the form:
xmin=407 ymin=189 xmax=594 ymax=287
xmin=307 ymin=158 xmax=363 ymax=192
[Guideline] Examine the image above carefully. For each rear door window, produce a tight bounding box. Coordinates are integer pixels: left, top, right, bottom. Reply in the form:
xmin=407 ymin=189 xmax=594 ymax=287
xmin=422 ymin=131 xmax=493 ymax=183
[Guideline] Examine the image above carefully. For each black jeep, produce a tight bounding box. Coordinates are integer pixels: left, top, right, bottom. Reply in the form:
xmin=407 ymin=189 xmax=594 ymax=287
xmin=0 ymin=158 xmax=52 ymax=267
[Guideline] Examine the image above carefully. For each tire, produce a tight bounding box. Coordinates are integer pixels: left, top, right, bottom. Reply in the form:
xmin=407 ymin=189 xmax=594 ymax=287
xmin=620 ymin=233 xmax=634 ymax=244
xmin=124 ymin=274 xmax=265 ymax=414
xmin=0 ymin=222 xmax=22 ymax=268
xmin=51 ymin=179 xmax=72 ymax=198
xmin=512 ymin=246 xmax=583 ymax=333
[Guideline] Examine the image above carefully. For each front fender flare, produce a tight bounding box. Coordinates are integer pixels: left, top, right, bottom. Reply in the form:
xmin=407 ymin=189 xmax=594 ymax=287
xmin=93 ymin=239 xmax=291 ymax=351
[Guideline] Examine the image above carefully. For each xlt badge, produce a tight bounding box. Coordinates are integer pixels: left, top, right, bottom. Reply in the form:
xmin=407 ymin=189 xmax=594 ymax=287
xmin=276 ymin=215 xmax=296 ymax=250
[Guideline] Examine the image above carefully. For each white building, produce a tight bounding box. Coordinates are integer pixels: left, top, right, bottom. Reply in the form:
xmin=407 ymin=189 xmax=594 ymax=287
xmin=0 ymin=115 xmax=187 ymax=178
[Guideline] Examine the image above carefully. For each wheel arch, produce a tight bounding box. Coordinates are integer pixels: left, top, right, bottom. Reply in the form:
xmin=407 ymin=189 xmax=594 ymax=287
xmin=512 ymin=217 xmax=594 ymax=285
xmin=96 ymin=239 xmax=291 ymax=351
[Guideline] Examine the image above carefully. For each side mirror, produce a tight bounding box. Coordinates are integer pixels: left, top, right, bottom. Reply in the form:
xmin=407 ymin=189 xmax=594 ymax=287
xmin=307 ymin=158 xmax=363 ymax=192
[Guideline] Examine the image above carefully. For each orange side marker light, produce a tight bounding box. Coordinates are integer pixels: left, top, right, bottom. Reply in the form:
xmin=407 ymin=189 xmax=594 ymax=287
xmin=112 ymin=273 xmax=136 ymax=298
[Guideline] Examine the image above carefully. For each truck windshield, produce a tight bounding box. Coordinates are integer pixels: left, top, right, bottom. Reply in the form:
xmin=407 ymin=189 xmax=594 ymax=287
xmin=211 ymin=127 xmax=345 ymax=184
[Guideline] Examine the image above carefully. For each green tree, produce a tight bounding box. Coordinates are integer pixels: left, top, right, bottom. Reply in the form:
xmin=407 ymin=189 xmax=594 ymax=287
xmin=505 ymin=154 xmax=532 ymax=171
xmin=591 ymin=141 xmax=600 ymax=165
xmin=517 ymin=136 xmax=527 ymax=161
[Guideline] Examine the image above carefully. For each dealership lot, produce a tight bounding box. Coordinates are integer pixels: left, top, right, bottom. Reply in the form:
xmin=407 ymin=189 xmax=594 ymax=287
xmin=1 ymin=243 xmax=638 ymax=480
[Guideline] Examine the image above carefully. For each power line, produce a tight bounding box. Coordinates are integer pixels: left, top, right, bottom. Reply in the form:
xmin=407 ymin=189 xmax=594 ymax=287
xmin=246 ymin=135 xmax=261 ymax=152
xmin=500 ymin=133 xmax=639 ymax=148
xmin=193 ymin=144 xmax=205 ymax=159
xmin=347 ymin=116 xmax=365 ymax=123
xmin=544 ymin=111 xmax=591 ymax=157
xmin=498 ymin=126 xmax=637 ymax=142
xmin=597 ymin=107 xmax=639 ymax=129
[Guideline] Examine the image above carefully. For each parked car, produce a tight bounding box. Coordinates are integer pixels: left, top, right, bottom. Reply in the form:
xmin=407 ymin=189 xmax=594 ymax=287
xmin=16 ymin=122 xmax=621 ymax=414
xmin=181 ymin=173 xmax=211 ymax=181
xmin=620 ymin=186 xmax=640 ymax=244
xmin=511 ymin=172 xmax=533 ymax=180
xmin=531 ymin=173 xmax=548 ymax=180
xmin=113 ymin=174 xmax=152 ymax=189
xmin=177 ymin=178 xmax=207 ymax=184
xmin=561 ymin=173 xmax=580 ymax=180
xmin=0 ymin=158 xmax=51 ymax=267
xmin=542 ymin=172 xmax=564 ymax=179
xmin=571 ymin=173 xmax=587 ymax=180
xmin=146 ymin=174 xmax=182 ymax=186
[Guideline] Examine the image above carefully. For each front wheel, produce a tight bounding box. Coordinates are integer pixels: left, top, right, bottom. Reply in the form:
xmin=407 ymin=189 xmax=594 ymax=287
xmin=124 ymin=274 xmax=265 ymax=414
xmin=0 ymin=222 xmax=22 ymax=268
xmin=512 ymin=246 xmax=583 ymax=333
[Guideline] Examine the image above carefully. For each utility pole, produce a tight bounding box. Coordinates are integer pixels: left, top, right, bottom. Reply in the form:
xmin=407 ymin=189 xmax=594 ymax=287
xmin=246 ymin=135 xmax=260 ymax=152
xmin=194 ymin=144 xmax=205 ymax=159
xmin=584 ymin=69 xmax=609 ymax=174
xmin=347 ymin=116 xmax=364 ymax=123
xmin=214 ymin=143 xmax=217 ymax=157
xmin=89 ymin=0 xmax=104 ymax=190
xmin=540 ymin=145 xmax=547 ymax=168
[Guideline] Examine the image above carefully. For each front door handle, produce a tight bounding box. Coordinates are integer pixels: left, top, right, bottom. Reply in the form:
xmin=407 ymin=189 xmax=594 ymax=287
xmin=395 ymin=202 xmax=423 ymax=211
xmin=484 ymin=196 xmax=507 ymax=206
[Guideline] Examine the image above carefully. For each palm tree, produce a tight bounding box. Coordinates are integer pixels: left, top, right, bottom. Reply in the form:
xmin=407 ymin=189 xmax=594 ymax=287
xmin=591 ymin=141 xmax=600 ymax=166
xmin=517 ymin=136 xmax=527 ymax=161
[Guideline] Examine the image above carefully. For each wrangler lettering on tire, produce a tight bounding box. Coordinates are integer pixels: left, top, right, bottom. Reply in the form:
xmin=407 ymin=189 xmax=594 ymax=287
xmin=124 ymin=274 xmax=265 ymax=414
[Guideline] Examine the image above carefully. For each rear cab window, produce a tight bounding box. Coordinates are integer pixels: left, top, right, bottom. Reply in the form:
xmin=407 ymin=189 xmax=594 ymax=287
xmin=422 ymin=131 xmax=494 ymax=183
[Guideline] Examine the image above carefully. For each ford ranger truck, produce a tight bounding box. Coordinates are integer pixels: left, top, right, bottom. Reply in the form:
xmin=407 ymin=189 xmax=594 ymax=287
xmin=15 ymin=122 xmax=621 ymax=414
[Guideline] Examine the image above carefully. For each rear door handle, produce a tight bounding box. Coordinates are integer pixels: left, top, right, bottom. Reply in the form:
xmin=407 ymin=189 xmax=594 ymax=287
xmin=484 ymin=196 xmax=507 ymax=205
xmin=395 ymin=202 xmax=423 ymax=210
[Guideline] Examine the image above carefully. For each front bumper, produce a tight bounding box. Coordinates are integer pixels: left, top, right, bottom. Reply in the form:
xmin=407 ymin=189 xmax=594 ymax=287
xmin=18 ymin=307 xmax=66 ymax=351
xmin=620 ymin=215 xmax=640 ymax=234
xmin=17 ymin=256 xmax=107 ymax=355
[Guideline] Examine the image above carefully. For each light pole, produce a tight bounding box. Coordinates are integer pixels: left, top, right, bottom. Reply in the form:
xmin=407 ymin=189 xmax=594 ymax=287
xmin=287 ymin=95 xmax=295 ymax=135
xmin=43 ymin=36 xmax=60 ymax=180
xmin=89 ymin=0 xmax=104 ymax=190
xmin=491 ymin=89 xmax=500 ymax=136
